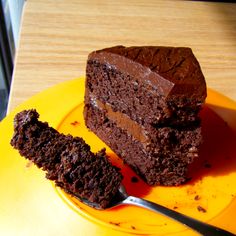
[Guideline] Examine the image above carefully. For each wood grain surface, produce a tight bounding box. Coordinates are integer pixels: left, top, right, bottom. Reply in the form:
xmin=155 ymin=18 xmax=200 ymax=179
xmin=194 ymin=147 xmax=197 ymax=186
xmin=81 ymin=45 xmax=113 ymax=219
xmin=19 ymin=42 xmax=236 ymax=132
xmin=8 ymin=0 xmax=236 ymax=111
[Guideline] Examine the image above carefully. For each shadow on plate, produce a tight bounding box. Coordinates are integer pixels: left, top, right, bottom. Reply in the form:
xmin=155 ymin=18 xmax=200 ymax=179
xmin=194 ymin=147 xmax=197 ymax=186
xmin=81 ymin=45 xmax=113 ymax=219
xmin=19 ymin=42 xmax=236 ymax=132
xmin=187 ymin=105 xmax=236 ymax=184
xmin=107 ymin=153 xmax=152 ymax=198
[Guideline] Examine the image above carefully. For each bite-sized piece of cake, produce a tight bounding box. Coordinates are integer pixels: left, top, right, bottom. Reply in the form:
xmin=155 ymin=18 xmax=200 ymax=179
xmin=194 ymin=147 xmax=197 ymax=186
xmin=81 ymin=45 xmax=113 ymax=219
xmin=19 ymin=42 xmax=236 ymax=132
xmin=10 ymin=109 xmax=123 ymax=209
xmin=84 ymin=46 xmax=207 ymax=186
xmin=85 ymin=46 xmax=206 ymax=126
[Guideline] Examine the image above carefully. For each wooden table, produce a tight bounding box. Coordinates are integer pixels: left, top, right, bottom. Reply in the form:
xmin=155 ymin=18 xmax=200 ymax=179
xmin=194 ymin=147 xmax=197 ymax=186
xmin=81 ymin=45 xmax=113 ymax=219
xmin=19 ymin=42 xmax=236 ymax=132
xmin=8 ymin=0 xmax=236 ymax=112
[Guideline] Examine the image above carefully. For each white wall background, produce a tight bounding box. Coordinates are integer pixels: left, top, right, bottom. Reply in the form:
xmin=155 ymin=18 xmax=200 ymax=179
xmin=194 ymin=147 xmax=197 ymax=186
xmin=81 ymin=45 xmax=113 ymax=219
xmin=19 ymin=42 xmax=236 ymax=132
xmin=0 ymin=0 xmax=24 ymax=119
xmin=5 ymin=0 xmax=24 ymax=48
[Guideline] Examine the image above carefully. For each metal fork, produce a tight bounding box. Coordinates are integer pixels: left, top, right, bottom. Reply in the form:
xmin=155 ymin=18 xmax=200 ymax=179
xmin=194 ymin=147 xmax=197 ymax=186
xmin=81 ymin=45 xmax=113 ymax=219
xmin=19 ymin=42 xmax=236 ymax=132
xmin=76 ymin=184 xmax=235 ymax=236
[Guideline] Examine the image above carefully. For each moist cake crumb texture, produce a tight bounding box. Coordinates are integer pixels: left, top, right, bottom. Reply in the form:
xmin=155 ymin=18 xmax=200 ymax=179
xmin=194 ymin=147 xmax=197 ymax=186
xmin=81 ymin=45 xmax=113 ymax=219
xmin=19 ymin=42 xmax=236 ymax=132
xmin=10 ymin=109 xmax=122 ymax=209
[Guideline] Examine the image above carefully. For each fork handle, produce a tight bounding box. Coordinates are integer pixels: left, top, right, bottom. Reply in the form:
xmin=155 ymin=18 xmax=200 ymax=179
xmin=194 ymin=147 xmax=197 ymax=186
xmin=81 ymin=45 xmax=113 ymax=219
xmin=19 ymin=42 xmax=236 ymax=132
xmin=123 ymin=196 xmax=235 ymax=236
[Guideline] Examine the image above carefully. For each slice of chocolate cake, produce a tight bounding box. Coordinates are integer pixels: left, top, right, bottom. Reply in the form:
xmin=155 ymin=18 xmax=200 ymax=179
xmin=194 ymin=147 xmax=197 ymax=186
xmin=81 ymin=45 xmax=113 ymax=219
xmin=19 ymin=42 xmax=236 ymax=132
xmin=10 ymin=109 xmax=123 ymax=209
xmin=84 ymin=46 xmax=207 ymax=186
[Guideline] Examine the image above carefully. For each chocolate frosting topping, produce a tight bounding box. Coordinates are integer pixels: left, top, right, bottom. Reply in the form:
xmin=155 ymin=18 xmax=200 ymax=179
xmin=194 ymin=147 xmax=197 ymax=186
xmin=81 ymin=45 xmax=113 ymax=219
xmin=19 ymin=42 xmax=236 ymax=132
xmin=88 ymin=46 xmax=207 ymax=100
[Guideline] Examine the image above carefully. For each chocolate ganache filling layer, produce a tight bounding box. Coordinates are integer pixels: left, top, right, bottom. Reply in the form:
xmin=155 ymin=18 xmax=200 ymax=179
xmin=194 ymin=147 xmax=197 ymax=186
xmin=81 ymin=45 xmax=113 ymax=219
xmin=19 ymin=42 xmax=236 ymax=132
xmin=89 ymin=95 xmax=149 ymax=144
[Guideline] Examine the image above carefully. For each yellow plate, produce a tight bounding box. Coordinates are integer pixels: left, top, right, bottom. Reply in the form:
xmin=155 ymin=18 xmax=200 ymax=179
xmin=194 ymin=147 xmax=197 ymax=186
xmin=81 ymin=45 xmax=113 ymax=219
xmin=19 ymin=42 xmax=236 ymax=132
xmin=0 ymin=77 xmax=236 ymax=236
